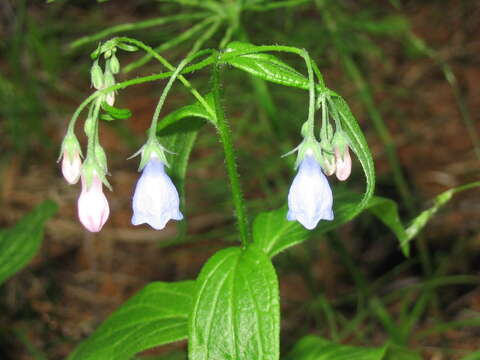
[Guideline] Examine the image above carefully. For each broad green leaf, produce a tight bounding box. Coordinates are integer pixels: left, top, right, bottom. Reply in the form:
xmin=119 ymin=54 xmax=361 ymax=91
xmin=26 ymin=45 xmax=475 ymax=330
xmin=157 ymin=93 xmax=215 ymax=241
xmin=69 ymin=281 xmax=195 ymax=360
xmin=285 ymin=336 xmax=387 ymax=360
xmin=189 ymin=245 xmax=280 ymax=360
xmin=0 ymin=200 xmax=57 ymax=285
xmin=254 ymin=192 xmax=405 ymax=258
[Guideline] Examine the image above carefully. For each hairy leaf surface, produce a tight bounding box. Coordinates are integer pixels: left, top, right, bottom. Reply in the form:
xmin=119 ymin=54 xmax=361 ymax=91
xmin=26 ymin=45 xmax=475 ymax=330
xmin=189 ymin=245 xmax=280 ymax=360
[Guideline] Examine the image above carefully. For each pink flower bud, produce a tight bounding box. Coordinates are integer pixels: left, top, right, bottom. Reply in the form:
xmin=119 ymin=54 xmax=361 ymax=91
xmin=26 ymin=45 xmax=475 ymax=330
xmin=335 ymin=146 xmax=352 ymax=181
xmin=77 ymin=174 xmax=110 ymax=232
xmin=61 ymin=151 xmax=82 ymax=184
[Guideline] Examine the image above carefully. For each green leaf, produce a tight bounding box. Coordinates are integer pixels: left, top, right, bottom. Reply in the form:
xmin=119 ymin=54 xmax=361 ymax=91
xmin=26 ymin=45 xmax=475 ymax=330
xmin=285 ymin=336 xmax=387 ymax=360
xmin=0 ymin=200 xmax=57 ymax=285
xmin=189 ymin=245 xmax=280 ymax=360
xmin=101 ymin=102 xmax=132 ymax=120
xmin=157 ymin=93 xmax=215 ymax=242
xmin=367 ymin=196 xmax=408 ymax=255
xmin=330 ymin=96 xmax=375 ymax=215
xmin=223 ymin=42 xmax=338 ymax=97
xmin=69 ymin=281 xmax=195 ymax=360
xmin=224 ymin=41 xmax=309 ymax=90
xmin=403 ymin=181 xmax=480 ymax=250
xmin=157 ymin=93 xmax=215 ymax=131
xmin=462 ymin=350 xmax=480 ymax=360
xmin=384 ymin=344 xmax=422 ymax=360
xmin=253 ymin=191 xmax=406 ymax=258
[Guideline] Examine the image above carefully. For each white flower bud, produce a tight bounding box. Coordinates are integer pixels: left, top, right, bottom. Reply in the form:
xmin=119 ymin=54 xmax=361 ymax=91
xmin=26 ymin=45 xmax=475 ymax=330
xmin=61 ymin=150 xmax=82 ymax=184
xmin=335 ymin=146 xmax=352 ymax=181
xmin=77 ymin=174 xmax=110 ymax=232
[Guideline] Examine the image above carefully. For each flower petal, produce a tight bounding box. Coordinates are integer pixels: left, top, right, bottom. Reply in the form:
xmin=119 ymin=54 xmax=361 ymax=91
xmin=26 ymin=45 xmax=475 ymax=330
xmin=287 ymin=154 xmax=334 ymax=229
xmin=131 ymin=158 xmax=183 ymax=230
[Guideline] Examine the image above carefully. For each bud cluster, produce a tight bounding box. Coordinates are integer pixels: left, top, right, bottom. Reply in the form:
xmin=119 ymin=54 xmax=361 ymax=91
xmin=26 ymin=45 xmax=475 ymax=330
xmin=286 ymin=96 xmax=354 ymax=230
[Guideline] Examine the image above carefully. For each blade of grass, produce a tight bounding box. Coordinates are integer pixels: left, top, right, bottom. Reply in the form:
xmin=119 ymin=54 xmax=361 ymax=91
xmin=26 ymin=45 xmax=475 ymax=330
xmin=123 ymin=16 xmax=217 ymax=73
xmin=70 ymin=13 xmax=209 ymax=49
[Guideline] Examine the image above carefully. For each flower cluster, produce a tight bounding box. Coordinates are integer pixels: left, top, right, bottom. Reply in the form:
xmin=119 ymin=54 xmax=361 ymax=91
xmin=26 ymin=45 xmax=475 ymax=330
xmin=60 ymin=43 xmax=353 ymax=234
xmin=286 ymin=107 xmax=353 ymax=230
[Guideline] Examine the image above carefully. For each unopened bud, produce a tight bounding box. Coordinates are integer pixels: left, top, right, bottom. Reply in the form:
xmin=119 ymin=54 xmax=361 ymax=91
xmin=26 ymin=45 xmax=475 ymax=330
xmin=61 ymin=150 xmax=82 ymax=184
xmin=77 ymin=174 xmax=110 ymax=232
xmin=335 ymin=146 xmax=352 ymax=181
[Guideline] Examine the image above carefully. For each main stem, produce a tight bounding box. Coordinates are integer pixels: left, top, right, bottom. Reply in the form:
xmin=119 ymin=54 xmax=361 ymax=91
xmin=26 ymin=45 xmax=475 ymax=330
xmin=212 ymin=64 xmax=251 ymax=246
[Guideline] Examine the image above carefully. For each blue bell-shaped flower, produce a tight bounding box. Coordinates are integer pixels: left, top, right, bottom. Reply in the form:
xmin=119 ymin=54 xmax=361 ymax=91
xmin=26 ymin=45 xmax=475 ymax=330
xmin=131 ymin=156 xmax=183 ymax=230
xmin=287 ymin=152 xmax=334 ymax=229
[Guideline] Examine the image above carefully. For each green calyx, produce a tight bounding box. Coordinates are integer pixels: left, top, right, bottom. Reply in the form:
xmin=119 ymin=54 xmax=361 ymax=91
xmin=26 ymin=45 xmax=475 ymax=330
xmin=81 ymin=155 xmax=111 ymax=190
xmin=332 ymin=130 xmax=350 ymax=156
xmin=131 ymin=137 xmax=169 ymax=171
xmin=58 ymin=132 xmax=82 ymax=163
xmin=294 ymin=136 xmax=322 ymax=169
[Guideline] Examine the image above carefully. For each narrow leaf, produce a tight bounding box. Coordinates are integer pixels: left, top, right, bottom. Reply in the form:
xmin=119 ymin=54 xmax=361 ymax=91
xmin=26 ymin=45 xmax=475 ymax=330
xmin=69 ymin=281 xmax=195 ymax=360
xmin=330 ymin=96 xmax=376 ymax=213
xmin=223 ymin=41 xmax=338 ymax=96
xmin=101 ymin=102 xmax=132 ymax=120
xmin=403 ymin=181 xmax=480 ymax=249
xmin=225 ymin=41 xmax=308 ymax=89
xmin=0 ymin=200 xmax=57 ymax=285
xmin=189 ymin=245 xmax=280 ymax=360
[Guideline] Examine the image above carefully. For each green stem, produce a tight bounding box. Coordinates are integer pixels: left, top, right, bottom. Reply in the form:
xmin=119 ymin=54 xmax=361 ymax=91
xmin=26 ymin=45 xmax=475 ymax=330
xmin=147 ymin=49 xmax=215 ymax=138
xmin=66 ymin=52 xmax=217 ymax=132
xmin=212 ymin=64 xmax=251 ymax=246
xmin=119 ymin=37 xmax=216 ymax=119
xmin=301 ymin=49 xmax=316 ymax=138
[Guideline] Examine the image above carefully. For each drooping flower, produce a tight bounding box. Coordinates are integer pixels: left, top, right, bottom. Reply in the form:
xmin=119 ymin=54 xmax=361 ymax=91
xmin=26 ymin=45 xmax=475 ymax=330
xmin=287 ymin=152 xmax=334 ymax=230
xmin=131 ymin=156 xmax=183 ymax=230
xmin=77 ymin=173 xmax=110 ymax=232
xmin=61 ymin=150 xmax=82 ymax=184
xmin=335 ymin=146 xmax=352 ymax=181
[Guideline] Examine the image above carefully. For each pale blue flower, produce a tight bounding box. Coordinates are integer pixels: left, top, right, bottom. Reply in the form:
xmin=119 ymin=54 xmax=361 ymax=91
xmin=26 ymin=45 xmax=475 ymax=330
xmin=132 ymin=157 xmax=183 ymax=230
xmin=287 ymin=154 xmax=334 ymax=229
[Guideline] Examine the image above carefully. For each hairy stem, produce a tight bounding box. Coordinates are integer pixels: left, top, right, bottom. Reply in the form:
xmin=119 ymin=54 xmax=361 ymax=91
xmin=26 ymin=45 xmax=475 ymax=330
xmin=212 ymin=64 xmax=251 ymax=246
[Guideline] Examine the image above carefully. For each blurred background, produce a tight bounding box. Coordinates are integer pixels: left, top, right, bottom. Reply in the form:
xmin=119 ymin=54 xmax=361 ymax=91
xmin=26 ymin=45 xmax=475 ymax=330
xmin=0 ymin=0 xmax=479 ymax=359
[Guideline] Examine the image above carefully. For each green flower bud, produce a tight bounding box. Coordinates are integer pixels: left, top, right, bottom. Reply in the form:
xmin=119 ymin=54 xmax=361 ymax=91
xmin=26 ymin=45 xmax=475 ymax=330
xmin=108 ymin=55 xmax=120 ymax=74
xmin=90 ymin=60 xmax=104 ymax=90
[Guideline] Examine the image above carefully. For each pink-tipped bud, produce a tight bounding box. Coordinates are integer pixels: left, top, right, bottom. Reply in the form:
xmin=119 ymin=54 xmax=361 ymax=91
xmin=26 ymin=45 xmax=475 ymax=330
xmin=61 ymin=151 xmax=82 ymax=184
xmin=335 ymin=147 xmax=352 ymax=181
xmin=106 ymin=92 xmax=115 ymax=106
xmin=323 ymin=155 xmax=336 ymax=176
xmin=77 ymin=174 xmax=110 ymax=232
